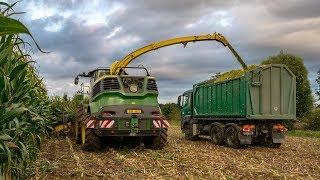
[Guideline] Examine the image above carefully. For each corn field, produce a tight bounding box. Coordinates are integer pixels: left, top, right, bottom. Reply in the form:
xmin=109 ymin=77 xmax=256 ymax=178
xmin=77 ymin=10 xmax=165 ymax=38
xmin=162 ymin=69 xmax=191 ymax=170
xmin=0 ymin=2 xmax=53 ymax=179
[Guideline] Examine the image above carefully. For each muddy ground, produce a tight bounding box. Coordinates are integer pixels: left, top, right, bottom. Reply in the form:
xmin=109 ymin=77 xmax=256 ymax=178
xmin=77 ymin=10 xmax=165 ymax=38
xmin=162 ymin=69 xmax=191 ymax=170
xmin=32 ymin=124 xmax=320 ymax=179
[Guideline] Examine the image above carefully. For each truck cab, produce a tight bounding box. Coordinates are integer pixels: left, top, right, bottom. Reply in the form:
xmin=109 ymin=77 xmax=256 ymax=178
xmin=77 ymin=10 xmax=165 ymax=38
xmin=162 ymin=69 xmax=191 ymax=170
xmin=178 ymin=90 xmax=193 ymax=130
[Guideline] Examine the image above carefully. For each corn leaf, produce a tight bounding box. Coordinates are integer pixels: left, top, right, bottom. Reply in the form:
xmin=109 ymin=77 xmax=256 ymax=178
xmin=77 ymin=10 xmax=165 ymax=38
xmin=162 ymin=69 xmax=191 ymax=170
xmin=0 ymin=134 xmax=12 ymax=141
xmin=0 ymin=16 xmax=47 ymax=53
xmin=9 ymin=62 xmax=28 ymax=80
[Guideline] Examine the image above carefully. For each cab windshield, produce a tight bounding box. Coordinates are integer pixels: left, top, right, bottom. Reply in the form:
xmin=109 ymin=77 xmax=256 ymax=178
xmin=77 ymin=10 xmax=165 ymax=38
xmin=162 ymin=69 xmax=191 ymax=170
xmin=120 ymin=67 xmax=149 ymax=76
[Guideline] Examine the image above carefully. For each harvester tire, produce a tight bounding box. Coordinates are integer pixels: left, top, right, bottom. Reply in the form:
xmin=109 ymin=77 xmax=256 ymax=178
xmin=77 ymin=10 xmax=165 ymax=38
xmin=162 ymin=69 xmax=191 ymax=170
xmin=81 ymin=128 xmax=101 ymax=151
xmin=149 ymin=128 xmax=167 ymax=149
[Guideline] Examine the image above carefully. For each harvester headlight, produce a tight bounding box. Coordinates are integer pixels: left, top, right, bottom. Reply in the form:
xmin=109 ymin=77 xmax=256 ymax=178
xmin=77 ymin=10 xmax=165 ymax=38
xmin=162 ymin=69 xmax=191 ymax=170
xmin=129 ymin=84 xmax=138 ymax=92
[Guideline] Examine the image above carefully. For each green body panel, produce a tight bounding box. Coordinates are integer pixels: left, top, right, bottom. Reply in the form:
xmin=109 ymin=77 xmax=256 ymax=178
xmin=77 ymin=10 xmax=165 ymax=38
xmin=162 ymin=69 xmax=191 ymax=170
xmin=90 ymin=92 xmax=158 ymax=114
xmin=84 ymin=72 xmax=160 ymax=133
xmin=191 ymin=64 xmax=296 ymax=120
xmin=194 ymin=77 xmax=247 ymax=117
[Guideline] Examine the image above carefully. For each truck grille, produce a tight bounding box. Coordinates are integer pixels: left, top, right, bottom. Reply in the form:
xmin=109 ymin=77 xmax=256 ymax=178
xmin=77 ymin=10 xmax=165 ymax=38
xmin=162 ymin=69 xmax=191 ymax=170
xmin=102 ymin=78 xmax=120 ymax=90
xmin=147 ymin=79 xmax=157 ymax=91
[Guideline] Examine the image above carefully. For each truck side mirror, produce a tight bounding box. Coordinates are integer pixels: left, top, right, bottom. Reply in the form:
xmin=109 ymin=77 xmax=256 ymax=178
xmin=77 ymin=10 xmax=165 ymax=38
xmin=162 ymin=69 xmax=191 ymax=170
xmin=177 ymin=96 xmax=181 ymax=106
xmin=74 ymin=76 xmax=79 ymax=85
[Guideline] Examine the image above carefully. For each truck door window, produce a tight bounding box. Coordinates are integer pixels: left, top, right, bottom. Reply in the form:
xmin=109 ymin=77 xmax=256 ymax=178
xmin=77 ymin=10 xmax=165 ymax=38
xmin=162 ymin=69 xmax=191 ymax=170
xmin=183 ymin=95 xmax=189 ymax=107
xmin=188 ymin=93 xmax=192 ymax=106
xmin=179 ymin=96 xmax=184 ymax=106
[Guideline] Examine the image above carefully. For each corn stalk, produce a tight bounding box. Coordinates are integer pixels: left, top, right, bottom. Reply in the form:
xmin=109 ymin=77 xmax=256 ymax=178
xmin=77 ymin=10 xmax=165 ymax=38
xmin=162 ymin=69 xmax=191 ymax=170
xmin=0 ymin=2 xmax=51 ymax=179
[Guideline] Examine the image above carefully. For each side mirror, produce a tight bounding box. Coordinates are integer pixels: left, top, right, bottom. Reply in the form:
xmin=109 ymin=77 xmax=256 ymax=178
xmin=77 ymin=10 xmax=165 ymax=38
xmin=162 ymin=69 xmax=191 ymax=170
xmin=177 ymin=96 xmax=181 ymax=106
xmin=74 ymin=76 xmax=79 ymax=85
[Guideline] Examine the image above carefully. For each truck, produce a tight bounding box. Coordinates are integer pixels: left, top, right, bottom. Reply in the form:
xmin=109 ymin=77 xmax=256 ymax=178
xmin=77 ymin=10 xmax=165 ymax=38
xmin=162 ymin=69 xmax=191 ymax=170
xmin=73 ymin=32 xmax=251 ymax=150
xmin=178 ymin=64 xmax=296 ymax=148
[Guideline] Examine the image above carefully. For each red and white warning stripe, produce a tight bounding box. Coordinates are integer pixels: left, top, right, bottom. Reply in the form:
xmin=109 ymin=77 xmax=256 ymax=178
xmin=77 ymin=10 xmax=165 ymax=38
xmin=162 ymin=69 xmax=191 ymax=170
xmin=99 ymin=120 xmax=115 ymax=128
xmin=161 ymin=119 xmax=170 ymax=128
xmin=153 ymin=120 xmax=161 ymax=128
xmin=86 ymin=120 xmax=95 ymax=128
xmin=153 ymin=118 xmax=170 ymax=128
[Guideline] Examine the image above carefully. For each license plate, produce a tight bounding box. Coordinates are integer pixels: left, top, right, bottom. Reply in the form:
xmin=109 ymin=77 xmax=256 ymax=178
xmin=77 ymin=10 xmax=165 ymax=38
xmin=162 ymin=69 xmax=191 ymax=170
xmin=126 ymin=109 xmax=142 ymax=114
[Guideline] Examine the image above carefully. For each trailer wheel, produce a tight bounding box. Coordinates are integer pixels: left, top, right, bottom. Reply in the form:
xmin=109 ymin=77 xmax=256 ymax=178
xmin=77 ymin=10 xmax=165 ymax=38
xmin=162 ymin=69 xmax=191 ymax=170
xmin=268 ymin=143 xmax=281 ymax=148
xmin=80 ymin=124 xmax=101 ymax=151
xmin=266 ymin=138 xmax=281 ymax=148
xmin=225 ymin=126 xmax=241 ymax=149
xmin=210 ymin=125 xmax=224 ymax=145
xmin=147 ymin=128 xmax=167 ymax=149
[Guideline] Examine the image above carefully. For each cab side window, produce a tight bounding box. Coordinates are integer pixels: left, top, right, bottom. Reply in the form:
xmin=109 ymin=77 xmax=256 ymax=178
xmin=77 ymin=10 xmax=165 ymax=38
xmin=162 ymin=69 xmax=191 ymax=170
xmin=98 ymin=70 xmax=106 ymax=78
xmin=93 ymin=72 xmax=98 ymax=82
xmin=181 ymin=95 xmax=189 ymax=107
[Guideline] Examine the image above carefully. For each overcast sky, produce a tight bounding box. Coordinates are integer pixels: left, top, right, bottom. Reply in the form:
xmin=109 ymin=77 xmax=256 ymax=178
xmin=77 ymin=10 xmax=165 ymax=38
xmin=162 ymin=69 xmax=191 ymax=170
xmin=9 ymin=0 xmax=320 ymax=103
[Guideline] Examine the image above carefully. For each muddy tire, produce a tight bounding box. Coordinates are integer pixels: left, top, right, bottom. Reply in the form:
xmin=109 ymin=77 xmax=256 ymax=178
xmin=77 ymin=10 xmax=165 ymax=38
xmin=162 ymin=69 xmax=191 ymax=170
xmin=143 ymin=137 xmax=153 ymax=148
xmin=210 ymin=125 xmax=224 ymax=145
xmin=147 ymin=128 xmax=167 ymax=149
xmin=266 ymin=138 xmax=281 ymax=148
xmin=267 ymin=143 xmax=281 ymax=148
xmin=225 ymin=126 xmax=241 ymax=149
xmin=81 ymin=128 xmax=101 ymax=151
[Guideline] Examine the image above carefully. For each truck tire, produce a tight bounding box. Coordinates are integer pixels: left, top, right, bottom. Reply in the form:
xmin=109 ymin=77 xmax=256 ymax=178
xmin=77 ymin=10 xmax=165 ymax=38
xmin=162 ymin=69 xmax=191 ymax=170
xmin=146 ymin=128 xmax=167 ymax=149
xmin=210 ymin=125 xmax=224 ymax=145
xmin=81 ymin=127 xmax=101 ymax=151
xmin=225 ymin=126 xmax=241 ymax=149
xmin=268 ymin=143 xmax=281 ymax=148
xmin=266 ymin=138 xmax=281 ymax=148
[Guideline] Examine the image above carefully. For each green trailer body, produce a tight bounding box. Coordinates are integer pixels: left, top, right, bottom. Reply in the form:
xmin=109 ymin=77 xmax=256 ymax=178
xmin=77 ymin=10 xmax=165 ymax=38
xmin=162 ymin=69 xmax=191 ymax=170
xmin=193 ymin=64 xmax=296 ymax=120
xmin=178 ymin=64 xmax=296 ymax=148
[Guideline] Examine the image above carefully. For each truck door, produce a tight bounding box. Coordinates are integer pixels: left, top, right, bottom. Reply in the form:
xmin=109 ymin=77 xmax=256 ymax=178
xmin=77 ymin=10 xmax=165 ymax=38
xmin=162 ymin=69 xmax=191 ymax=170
xmin=180 ymin=93 xmax=192 ymax=117
xmin=178 ymin=92 xmax=193 ymax=130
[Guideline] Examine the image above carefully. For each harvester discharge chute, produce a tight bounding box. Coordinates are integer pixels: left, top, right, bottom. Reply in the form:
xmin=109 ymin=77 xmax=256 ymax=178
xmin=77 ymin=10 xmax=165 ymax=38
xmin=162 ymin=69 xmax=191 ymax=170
xmin=109 ymin=32 xmax=247 ymax=75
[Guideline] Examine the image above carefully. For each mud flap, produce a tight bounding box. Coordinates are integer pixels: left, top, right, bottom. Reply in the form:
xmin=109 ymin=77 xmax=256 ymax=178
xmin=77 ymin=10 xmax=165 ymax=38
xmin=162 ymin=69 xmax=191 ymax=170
xmin=239 ymin=134 xmax=252 ymax=145
xmin=272 ymin=132 xmax=285 ymax=144
xmin=192 ymin=124 xmax=201 ymax=136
